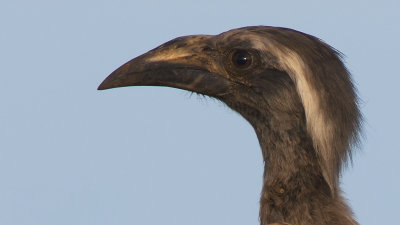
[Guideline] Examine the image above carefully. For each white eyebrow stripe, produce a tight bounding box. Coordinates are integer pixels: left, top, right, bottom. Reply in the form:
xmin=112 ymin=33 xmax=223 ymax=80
xmin=262 ymin=39 xmax=337 ymax=191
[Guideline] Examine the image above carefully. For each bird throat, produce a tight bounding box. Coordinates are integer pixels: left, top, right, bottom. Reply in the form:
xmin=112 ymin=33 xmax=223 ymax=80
xmin=251 ymin=116 xmax=356 ymax=225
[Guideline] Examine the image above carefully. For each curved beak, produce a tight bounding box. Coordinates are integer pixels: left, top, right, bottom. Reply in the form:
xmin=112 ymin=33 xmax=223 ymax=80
xmin=98 ymin=35 xmax=232 ymax=97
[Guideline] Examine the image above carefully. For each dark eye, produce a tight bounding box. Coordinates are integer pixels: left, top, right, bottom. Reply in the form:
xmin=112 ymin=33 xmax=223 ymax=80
xmin=232 ymin=50 xmax=252 ymax=68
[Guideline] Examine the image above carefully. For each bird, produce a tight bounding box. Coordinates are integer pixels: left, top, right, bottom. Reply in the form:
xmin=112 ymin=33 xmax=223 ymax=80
xmin=98 ymin=26 xmax=361 ymax=225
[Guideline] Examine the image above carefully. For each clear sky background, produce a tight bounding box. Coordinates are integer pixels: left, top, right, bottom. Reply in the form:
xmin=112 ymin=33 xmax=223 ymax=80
xmin=1 ymin=1 xmax=399 ymax=225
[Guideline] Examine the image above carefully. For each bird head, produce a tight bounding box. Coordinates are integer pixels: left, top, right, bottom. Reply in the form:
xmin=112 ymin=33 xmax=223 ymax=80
xmin=98 ymin=26 xmax=361 ymax=195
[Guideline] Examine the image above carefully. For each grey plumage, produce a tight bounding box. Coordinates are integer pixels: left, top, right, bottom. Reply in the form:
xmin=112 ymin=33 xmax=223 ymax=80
xmin=98 ymin=26 xmax=361 ymax=225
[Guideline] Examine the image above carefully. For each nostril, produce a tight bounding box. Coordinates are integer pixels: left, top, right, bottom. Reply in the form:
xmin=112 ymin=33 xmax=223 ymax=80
xmin=202 ymin=46 xmax=212 ymax=52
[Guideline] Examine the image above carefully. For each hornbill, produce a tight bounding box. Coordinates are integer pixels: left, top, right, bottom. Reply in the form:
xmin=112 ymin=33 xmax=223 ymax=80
xmin=98 ymin=26 xmax=361 ymax=225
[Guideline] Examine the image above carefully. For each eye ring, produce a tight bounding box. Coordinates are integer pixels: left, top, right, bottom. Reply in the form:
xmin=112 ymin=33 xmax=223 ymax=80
xmin=231 ymin=50 xmax=252 ymax=69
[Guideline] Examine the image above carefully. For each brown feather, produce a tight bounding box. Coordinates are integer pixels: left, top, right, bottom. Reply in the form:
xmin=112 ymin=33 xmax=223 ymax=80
xmin=98 ymin=26 xmax=362 ymax=225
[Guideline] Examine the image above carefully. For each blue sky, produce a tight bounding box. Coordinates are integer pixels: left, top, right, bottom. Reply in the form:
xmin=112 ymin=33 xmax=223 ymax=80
xmin=1 ymin=1 xmax=399 ymax=225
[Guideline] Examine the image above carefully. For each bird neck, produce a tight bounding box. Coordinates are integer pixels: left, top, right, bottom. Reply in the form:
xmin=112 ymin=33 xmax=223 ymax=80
xmin=251 ymin=114 xmax=358 ymax=225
